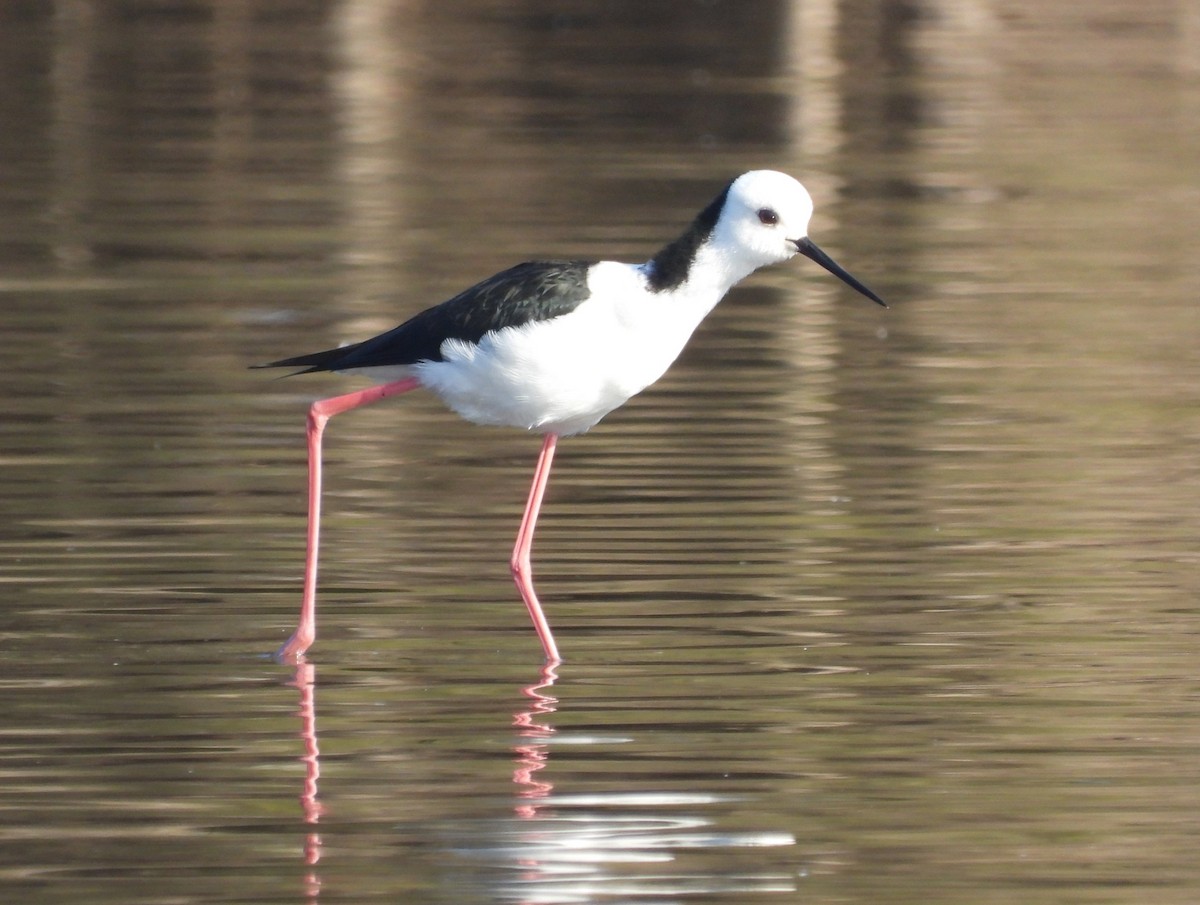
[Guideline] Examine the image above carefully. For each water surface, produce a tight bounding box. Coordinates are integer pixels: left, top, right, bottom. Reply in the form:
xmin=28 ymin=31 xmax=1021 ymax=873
xmin=1 ymin=2 xmax=1198 ymax=903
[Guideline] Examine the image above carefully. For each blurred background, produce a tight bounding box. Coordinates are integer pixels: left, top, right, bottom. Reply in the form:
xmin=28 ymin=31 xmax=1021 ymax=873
xmin=1 ymin=1 xmax=1197 ymax=903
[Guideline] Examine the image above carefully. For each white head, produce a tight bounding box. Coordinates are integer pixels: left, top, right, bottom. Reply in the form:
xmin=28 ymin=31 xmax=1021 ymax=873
xmin=714 ymin=170 xmax=815 ymax=271
xmin=714 ymin=170 xmax=887 ymax=307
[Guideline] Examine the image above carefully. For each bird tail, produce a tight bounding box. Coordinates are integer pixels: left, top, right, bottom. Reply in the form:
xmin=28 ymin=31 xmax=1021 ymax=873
xmin=250 ymin=343 xmax=363 ymax=375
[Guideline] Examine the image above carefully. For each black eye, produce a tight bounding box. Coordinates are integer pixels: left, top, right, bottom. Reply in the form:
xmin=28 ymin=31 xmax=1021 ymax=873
xmin=757 ymin=208 xmax=779 ymax=226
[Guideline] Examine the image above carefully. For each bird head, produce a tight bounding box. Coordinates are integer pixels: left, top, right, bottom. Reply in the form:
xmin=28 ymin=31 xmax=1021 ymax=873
xmin=719 ymin=170 xmax=887 ymax=307
xmin=718 ymin=170 xmax=815 ymax=268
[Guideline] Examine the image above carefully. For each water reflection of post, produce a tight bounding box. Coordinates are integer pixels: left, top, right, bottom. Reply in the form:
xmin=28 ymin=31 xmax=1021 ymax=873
xmin=512 ymin=664 xmax=559 ymax=821
xmin=288 ymin=661 xmax=325 ymax=900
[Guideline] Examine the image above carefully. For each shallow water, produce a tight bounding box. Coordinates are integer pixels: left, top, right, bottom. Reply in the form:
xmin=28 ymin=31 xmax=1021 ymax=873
xmin=1 ymin=2 xmax=1198 ymax=903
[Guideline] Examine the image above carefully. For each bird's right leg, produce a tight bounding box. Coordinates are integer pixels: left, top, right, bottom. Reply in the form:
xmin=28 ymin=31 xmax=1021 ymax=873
xmin=511 ymin=433 xmax=562 ymax=663
xmin=276 ymin=377 xmax=421 ymax=663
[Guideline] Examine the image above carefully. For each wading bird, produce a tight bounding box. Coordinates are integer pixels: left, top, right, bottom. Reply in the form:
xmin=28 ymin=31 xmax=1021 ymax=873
xmin=258 ymin=171 xmax=886 ymax=663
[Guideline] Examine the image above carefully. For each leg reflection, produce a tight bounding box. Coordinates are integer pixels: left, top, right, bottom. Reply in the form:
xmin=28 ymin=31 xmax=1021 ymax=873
xmin=288 ymin=661 xmax=324 ymax=898
xmin=512 ymin=662 xmax=559 ymax=820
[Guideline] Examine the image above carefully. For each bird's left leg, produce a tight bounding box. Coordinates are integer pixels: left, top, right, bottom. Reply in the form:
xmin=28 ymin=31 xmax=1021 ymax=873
xmin=276 ymin=377 xmax=422 ymax=663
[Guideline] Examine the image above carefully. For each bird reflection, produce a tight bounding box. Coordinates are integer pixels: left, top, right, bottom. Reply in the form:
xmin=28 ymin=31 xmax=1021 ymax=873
xmin=285 ymin=660 xmax=794 ymax=902
xmin=283 ymin=659 xmax=559 ymax=899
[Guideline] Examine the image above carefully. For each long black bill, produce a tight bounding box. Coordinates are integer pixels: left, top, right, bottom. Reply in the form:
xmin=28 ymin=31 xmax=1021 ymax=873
xmin=793 ymin=237 xmax=888 ymax=308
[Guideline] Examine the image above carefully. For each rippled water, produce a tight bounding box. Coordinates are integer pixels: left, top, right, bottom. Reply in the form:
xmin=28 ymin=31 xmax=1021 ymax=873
xmin=2 ymin=2 xmax=1198 ymax=903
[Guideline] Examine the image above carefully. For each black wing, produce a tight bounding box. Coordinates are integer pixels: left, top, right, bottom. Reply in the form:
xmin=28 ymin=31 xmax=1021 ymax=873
xmin=255 ymin=260 xmax=593 ymax=373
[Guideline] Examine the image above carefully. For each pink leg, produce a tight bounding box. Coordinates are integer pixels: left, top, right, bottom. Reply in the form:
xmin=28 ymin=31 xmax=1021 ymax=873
xmin=276 ymin=377 xmax=421 ymax=663
xmin=511 ymin=434 xmax=562 ymax=663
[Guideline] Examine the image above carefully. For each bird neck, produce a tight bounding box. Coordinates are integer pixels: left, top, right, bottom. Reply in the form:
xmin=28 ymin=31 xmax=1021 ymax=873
xmin=644 ymin=184 xmax=731 ymax=293
xmin=642 ymin=231 xmax=758 ymax=309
